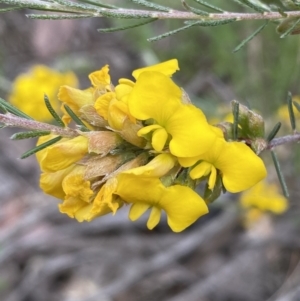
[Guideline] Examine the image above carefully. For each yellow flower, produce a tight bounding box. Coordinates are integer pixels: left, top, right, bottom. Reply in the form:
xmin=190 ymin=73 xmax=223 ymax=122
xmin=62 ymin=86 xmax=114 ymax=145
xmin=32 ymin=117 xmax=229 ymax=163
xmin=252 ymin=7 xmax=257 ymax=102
xmin=9 ymin=65 xmax=78 ymax=122
xmin=180 ymin=128 xmax=267 ymax=193
xmin=94 ymin=59 xmax=179 ymax=131
xmin=128 ymin=71 xmax=217 ymax=157
xmin=58 ymin=65 xmax=111 ymax=125
xmin=240 ymin=180 xmax=288 ymax=214
xmin=114 ymin=154 xmax=208 ymax=232
xmin=116 ymin=174 xmax=208 ymax=232
xmin=34 ymin=60 xmax=269 ymax=232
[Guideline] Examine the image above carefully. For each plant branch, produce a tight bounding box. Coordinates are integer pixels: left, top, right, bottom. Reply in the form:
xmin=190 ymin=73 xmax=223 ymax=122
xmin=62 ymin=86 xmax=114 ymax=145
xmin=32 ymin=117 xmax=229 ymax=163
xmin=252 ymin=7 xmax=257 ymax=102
xmin=267 ymin=133 xmax=300 ymax=149
xmin=0 ymin=113 xmax=79 ymax=138
xmin=2 ymin=0 xmax=300 ymax=22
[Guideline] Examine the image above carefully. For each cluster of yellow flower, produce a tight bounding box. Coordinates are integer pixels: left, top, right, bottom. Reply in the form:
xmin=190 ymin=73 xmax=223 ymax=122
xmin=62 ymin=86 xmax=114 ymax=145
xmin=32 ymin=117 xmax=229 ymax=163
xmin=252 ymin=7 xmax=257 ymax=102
xmin=9 ymin=65 xmax=78 ymax=122
xmin=35 ymin=59 xmax=267 ymax=232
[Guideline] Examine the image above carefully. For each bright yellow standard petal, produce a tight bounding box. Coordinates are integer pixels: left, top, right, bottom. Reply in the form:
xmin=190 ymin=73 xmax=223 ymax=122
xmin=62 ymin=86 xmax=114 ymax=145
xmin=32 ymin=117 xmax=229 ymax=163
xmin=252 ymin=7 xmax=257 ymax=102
xmin=128 ymin=71 xmax=182 ymax=121
xmin=128 ymin=72 xmax=217 ymax=156
xmin=132 ymin=59 xmax=179 ymax=79
xmin=167 ymin=104 xmax=217 ymax=157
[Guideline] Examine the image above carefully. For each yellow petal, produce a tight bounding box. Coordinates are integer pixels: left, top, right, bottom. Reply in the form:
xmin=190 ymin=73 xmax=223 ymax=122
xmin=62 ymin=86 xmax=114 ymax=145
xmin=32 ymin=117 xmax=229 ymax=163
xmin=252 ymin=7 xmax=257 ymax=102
xmin=190 ymin=161 xmax=212 ymax=179
xmin=92 ymin=178 xmax=121 ymax=215
xmin=129 ymin=203 xmax=150 ymax=221
xmin=88 ymin=65 xmax=110 ymax=87
xmin=58 ymin=86 xmax=94 ymax=113
xmin=38 ymin=136 xmax=88 ymax=172
xmin=147 ymin=207 xmax=161 ymax=230
xmin=94 ymin=92 xmax=115 ymax=120
xmin=138 ymin=124 xmax=162 ymax=136
xmin=40 ymin=165 xmax=74 ymax=199
xmin=132 ymin=59 xmax=179 ymax=79
xmin=62 ymin=166 xmax=93 ymax=203
xmin=161 ymin=185 xmax=209 ymax=232
xmin=152 ymin=128 xmax=169 ymax=152
xmin=116 ymin=174 xmax=208 ymax=232
xmin=128 ymin=71 xmax=182 ymax=121
xmin=123 ymin=153 xmax=177 ymax=178
xmin=215 ymin=142 xmax=267 ymax=193
xmin=59 ymin=196 xmax=87 ymax=219
xmin=208 ymin=166 xmax=217 ymax=190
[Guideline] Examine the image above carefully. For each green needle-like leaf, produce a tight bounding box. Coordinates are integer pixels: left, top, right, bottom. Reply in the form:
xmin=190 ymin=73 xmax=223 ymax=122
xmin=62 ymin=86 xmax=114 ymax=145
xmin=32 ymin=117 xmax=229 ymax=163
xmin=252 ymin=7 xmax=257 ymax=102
xmin=181 ymin=0 xmax=209 ymax=16
xmin=271 ymin=150 xmax=289 ymax=198
xmin=280 ymin=17 xmax=300 ymax=38
xmin=20 ymin=136 xmax=62 ymax=159
xmin=233 ymin=21 xmax=269 ymax=52
xmin=98 ymin=18 xmax=157 ymax=32
xmin=293 ymin=100 xmax=300 ymax=112
xmin=129 ymin=0 xmax=171 ymax=12
xmin=11 ymin=130 xmax=51 ymax=140
xmin=192 ymin=0 xmax=225 ymax=12
xmin=232 ymin=101 xmax=239 ymax=140
xmin=266 ymin=122 xmax=281 ymax=142
xmin=27 ymin=13 xmax=93 ymax=19
xmin=287 ymin=92 xmax=296 ymax=130
xmin=63 ymin=104 xmax=90 ymax=131
xmin=44 ymin=94 xmax=65 ymax=127
xmin=0 ymin=97 xmax=33 ymax=120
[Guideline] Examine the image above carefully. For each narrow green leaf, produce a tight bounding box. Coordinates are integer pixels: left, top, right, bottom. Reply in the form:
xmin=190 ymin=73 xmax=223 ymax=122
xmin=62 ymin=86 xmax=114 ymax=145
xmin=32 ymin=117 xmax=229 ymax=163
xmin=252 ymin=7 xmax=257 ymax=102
xmin=185 ymin=19 xmax=236 ymax=26
xmin=271 ymin=150 xmax=289 ymax=198
xmin=280 ymin=17 xmax=300 ymax=38
xmin=100 ymin=10 xmax=152 ymax=19
xmin=235 ymin=0 xmax=267 ymax=12
xmin=52 ymin=0 xmax=99 ymax=12
xmin=148 ymin=19 xmax=235 ymax=42
xmin=181 ymin=0 xmax=209 ymax=16
xmin=0 ymin=103 xmax=8 ymax=114
xmin=27 ymin=13 xmax=93 ymax=19
xmin=0 ymin=124 xmax=6 ymax=129
xmin=192 ymin=0 xmax=225 ymax=12
xmin=292 ymin=100 xmax=300 ymax=112
xmin=232 ymin=101 xmax=239 ymax=140
xmin=0 ymin=6 xmax=21 ymax=12
xmin=0 ymin=97 xmax=33 ymax=120
xmin=78 ymin=0 xmax=118 ymax=9
xmin=63 ymin=104 xmax=90 ymax=131
xmin=11 ymin=130 xmax=51 ymax=140
xmin=44 ymin=94 xmax=64 ymax=127
xmin=266 ymin=122 xmax=281 ymax=142
xmin=233 ymin=21 xmax=269 ymax=53
xmin=148 ymin=23 xmax=196 ymax=42
xmin=20 ymin=136 xmax=62 ymax=159
xmin=287 ymin=92 xmax=296 ymax=130
xmin=98 ymin=18 xmax=157 ymax=33
xmin=129 ymin=0 xmax=171 ymax=12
